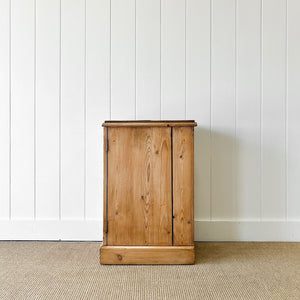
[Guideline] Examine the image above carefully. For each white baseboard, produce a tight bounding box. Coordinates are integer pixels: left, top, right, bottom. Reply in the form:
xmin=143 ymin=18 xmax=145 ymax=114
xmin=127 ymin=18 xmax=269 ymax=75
xmin=0 ymin=220 xmax=102 ymax=241
xmin=194 ymin=220 xmax=300 ymax=242
xmin=0 ymin=220 xmax=299 ymax=241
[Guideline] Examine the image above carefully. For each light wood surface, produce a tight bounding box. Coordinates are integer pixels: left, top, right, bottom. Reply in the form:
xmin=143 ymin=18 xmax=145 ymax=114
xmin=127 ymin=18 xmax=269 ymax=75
xmin=107 ymin=127 xmax=172 ymax=246
xmin=103 ymin=128 xmax=108 ymax=245
xmin=102 ymin=120 xmax=197 ymax=127
xmin=173 ymin=127 xmax=194 ymax=245
xmin=102 ymin=121 xmax=196 ymax=264
xmin=100 ymin=246 xmax=195 ymax=264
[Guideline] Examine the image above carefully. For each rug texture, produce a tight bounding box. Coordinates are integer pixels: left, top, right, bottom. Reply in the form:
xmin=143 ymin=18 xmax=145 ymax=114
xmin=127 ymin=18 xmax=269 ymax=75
xmin=0 ymin=242 xmax=299 ymax=299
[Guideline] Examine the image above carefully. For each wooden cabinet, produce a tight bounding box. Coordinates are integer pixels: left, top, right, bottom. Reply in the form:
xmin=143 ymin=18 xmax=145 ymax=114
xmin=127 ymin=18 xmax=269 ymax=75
xmin=100 ymin=121 xmax=197 ymax=264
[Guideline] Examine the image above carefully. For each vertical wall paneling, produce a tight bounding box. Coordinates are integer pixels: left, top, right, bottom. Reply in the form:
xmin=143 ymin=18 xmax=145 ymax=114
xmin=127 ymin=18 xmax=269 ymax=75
xmin=161 ymin=0 xmax=186 ymax=119
xmin=211 ymin=0 xmax=236 ymax=220
xmin=262 ymin=0 xmax=286 ymax=220
xmin=186 ymin=0 xmax=211 ymax=220
xmin=11 ymin=0 xmax=35 ymax=219
xmin=1 ymin=0 xmax=300 ymax=240
xmin=287 ymin=0 xmax=300 ymax=220
xmin=110 ymin=0 xmax=135 ymax=120
xmin=35 ymin=0 xmax=60 ymax=219
xmin=136 ymin=0 xmax=160 ymax=120
xmin=235 ymin=0 xmax=261 ymax=220
xmin=61 ymin=0 xmax=85 ymax=219
xmin=85 ymin=0 xmax=110 ymax=220
xmin=0 ymin=0 xmax=10 ymax=219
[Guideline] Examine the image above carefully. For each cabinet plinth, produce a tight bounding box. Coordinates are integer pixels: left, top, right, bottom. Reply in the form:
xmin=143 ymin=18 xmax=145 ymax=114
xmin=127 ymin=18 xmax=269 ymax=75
xmin=100 ymin=120 xmax=197 ymax=265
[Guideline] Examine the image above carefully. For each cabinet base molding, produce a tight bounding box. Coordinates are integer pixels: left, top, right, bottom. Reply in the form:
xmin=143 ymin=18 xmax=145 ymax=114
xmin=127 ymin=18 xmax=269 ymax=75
xmin=100 ymin=245 xmax=195 ymax=265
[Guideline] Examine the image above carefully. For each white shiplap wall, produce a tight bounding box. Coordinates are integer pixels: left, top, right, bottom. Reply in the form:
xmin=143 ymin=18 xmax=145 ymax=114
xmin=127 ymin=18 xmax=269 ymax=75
xmin=0 ymin=0 xmax=299 ymax=241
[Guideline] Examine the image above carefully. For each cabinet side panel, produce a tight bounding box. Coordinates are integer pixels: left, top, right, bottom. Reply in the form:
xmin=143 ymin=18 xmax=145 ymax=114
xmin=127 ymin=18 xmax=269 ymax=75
xmin=103 ymin=127 xmax=108 ymax=245
xmin=173 ymin=127 xmax=194 ymax=245
xmin=107 ymin=127 xmax=172 ymax=246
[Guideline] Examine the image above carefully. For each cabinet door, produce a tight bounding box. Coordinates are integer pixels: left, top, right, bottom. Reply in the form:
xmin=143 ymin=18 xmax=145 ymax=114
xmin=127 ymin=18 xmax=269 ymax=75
xmin=106 ymin=127 xmax=172 ymax=246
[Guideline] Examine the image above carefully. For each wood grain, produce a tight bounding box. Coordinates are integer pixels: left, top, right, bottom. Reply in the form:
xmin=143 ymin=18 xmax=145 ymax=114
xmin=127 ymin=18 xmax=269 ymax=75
xmin=102 ymin=120 xmax=197 ymax=127
xmin=173 ymin=127 xmax=194 ymax=245
xmin=100 ymin=245 xmax=195 ymax=264
xmin=107 ymin=127 xmax=172 ymax=246
xmin=103 ymin=127 xmax=108 ymax=245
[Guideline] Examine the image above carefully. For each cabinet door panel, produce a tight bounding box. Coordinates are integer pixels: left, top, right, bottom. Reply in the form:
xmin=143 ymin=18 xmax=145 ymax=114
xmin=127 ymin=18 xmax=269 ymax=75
xmin=173 ymin=127 xmax=194 ymax=245
xmin=107 ymin=127 xmax=172 ymax=246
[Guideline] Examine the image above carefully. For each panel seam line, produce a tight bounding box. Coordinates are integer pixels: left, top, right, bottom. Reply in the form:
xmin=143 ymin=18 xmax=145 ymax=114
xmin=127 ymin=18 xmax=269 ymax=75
xmin=285 ymin=0 xmax=288 ymax=221
xmin=83 ymin=0 xmax=87 ymax=220
xmin=209 ymin=0 xmax=213 ymax=221
xmin=59 ymin=0 xmax=62 ymax=221
xmin=9 ymin=0 xmax=12 ymax=220
xmin=171 ymin=127 xmax=174 ymax=246
xmin=234 ymin=0 xmax=237 ymax=221
xmin=34 ymin=0 xmax=37 ymax=220
xmin=260 ymin=0 xmax=263 ymax=221
xmin=109 ymin=0 xmax=112 ymax=119
xmin=106 ymin=128 xmax=109 ymax=245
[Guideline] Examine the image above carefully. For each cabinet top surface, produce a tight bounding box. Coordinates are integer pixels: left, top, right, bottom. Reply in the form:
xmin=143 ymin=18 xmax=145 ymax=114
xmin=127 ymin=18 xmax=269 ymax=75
xmin=102 ymin=120 xmax=197 ymax=127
